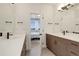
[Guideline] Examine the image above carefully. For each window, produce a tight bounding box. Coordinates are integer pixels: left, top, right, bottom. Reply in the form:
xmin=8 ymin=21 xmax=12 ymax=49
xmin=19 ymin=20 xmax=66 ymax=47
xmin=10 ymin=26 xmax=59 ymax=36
xmin=31 ymin=18 xmax=40 ymax=32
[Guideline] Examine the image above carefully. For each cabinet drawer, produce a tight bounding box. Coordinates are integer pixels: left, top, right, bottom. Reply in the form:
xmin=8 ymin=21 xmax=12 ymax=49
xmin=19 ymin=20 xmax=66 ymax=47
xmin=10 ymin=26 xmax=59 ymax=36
xmin=71 ymin=40 xmax=79 ymax=46
xmin=70 ymin=45 xmax=79 ymax=56
xmin=67 ymin=40 xmax=79 ymax=56
xmin=68 ymin=48 xmax=79 ymax=56
xmin=64 ymin=39 xmax=79 ymax=49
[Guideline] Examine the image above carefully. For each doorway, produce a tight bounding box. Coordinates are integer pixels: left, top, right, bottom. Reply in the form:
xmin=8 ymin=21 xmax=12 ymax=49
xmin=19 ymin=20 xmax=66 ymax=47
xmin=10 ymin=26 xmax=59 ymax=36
xmin=29 ymin=13 xmax=42 ymax=56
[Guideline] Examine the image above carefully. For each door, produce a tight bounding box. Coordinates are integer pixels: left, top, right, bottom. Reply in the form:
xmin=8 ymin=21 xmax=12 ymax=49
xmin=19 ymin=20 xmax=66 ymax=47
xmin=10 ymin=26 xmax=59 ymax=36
xmin=40 ymin=15 xmax=46 ymax=48
xmin=29 ymin=13 xmax=44 ymax=56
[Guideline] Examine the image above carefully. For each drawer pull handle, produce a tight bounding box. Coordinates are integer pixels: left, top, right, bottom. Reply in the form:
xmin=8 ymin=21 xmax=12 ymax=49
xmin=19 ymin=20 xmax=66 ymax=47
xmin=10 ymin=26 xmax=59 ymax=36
xmin=71 ymin=43 xmax=78 ymax=46
xmin=54 ymin=40 xmax=57 ymax=45
xmin=70 ymin=51 xmax=78 ymax=55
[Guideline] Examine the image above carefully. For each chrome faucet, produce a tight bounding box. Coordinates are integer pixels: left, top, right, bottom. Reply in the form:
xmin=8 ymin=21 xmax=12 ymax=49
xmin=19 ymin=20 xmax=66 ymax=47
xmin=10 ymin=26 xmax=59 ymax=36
xmin=62 ymin=30 xmax=69 ymax=35
xmin=7 ymin=32 xmax=13 ymax=39
xmin=62 ymin=31 xmax=65 ymax=35
xmin=7 ymin=32 xmax=9 ymax=39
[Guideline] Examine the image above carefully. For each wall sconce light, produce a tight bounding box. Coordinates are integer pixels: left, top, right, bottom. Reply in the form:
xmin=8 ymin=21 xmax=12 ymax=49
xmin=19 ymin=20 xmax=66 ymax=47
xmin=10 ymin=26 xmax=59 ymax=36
xmin=57 ymin=3 xmax=75 ymax=12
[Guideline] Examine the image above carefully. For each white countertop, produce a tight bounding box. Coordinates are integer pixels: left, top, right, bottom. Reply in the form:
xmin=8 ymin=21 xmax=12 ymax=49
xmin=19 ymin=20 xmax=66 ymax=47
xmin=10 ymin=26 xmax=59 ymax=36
xmin=31 ymin=32 xmax=40 ymax=38
xmin=0 ymin=34 xmax=26 ymax=56
xmin=47 ymin=32 xmax=79 ymax=42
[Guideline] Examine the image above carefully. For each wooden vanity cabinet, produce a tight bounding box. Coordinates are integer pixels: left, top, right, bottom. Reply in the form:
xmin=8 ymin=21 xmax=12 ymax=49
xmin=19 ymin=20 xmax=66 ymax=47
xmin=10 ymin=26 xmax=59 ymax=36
xmin=46 ymin=34 xmax=79 ymax=56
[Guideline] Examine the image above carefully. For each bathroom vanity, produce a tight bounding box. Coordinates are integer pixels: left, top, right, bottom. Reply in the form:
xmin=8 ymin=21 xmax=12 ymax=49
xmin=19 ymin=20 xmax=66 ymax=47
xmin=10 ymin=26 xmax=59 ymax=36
xmin=46 ymin=33 xmax=79 ymax=56
xmin=21 ymin=36 xmax=27 ymax=56
xmin=0 ymin=34 xmax=26 ymax=56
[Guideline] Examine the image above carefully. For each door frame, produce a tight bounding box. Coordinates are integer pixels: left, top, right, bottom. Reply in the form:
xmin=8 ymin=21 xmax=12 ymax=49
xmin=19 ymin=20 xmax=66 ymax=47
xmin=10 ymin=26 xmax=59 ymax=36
xmin=28 ymin=13 xmax=46 ymax=52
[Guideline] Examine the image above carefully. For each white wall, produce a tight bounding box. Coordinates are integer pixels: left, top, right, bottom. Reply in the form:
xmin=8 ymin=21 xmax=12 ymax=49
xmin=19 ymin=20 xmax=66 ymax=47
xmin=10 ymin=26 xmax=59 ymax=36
xmin=0 ymin=3 xmax=79 ymax=51
xmin=0 ymin=3 xmax=46 ymax=50
xmin=0 ymin=3 xmax=31 ymax=50
xmin=42 ymin=4 xmax=79 ymax=34
xmin=0 ymin=4 xmax=15 ymax=38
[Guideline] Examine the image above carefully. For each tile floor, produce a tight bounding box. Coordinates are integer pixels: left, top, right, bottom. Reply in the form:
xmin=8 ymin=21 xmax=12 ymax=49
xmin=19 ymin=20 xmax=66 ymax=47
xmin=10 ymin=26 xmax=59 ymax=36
xmin=41 ymin=48 xmax=55 ymax=56
xmin=26 ymin=40 xmax=55 ymax=56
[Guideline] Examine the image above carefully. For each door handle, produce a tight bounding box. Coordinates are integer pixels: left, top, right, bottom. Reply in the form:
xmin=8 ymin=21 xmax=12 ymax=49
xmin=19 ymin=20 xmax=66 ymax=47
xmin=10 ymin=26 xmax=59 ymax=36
xmin=54 ymin=40 xmax=57 ymax=45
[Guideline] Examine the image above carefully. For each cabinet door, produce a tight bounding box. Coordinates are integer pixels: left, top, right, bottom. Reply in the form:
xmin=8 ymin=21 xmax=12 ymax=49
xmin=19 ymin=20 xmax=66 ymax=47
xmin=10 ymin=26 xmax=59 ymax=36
xmin=46 ymin=34 xmax=68 ymax=56
xmin=46 ymin=34 xmax=52 ymax=49
xmin=48 ymin=36 xmax=67 ymax=56
xmin=50 ymin=35 xmax=59 ymax=55
xmin=46 ymin=34 xmax=56 ymax=52
xmin=63 ymin=39 xmax=73 ymax=56
xmin=55 ymin=38 xmax=67 ymax=56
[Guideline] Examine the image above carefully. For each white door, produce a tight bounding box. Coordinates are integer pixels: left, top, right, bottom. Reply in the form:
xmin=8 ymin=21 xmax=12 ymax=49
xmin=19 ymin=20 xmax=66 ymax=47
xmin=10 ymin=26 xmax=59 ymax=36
xmin=40 ymin=15 xmax=46 ymax=49
xmin=29 ymin=13 xmax=43 ymax=56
